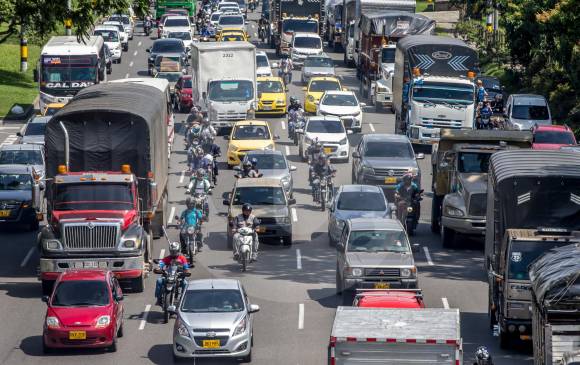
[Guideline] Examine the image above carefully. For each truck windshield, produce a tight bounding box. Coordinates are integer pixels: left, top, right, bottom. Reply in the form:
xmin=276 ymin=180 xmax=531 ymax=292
xmin=282 ymin=20 xmax=318 ymax=33
xmin=54 ymin=183 xmax=133 ymax=211
xmin=412 ymin=82 xmax=474 ymax=105
xmin=51 ymin=280 xmax=110 ymax=307
xmin=294 ymin=37 xmax=322 ymax=49
xmin=0 ymin=174 xmax=31 ymax=190
xmin=348 ymin=230 xmax=409 ymax=253
xmin=381 ymin=48 xmax=395 ymax=63
xmin=512 ymin=105 xmax=550 ymax=120
xmin=233 ymin=186 xmax=286 ymax=205
xmin=458 ymin=152 xmax=491 ymax=173
xmin=208 ymin=80 xmax=254 ymax=102
xmin=508 ymin=240 xmax=573 ymax=280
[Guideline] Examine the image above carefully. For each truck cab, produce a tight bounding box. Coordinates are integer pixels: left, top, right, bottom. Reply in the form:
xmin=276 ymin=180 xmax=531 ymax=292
xmin=371 ymin=44 xmax=396 ymax=111
xmin=278 ymin=17 xmax=319 ymax=56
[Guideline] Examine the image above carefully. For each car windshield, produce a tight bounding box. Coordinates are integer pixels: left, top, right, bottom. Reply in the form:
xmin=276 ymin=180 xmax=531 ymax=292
xmin=364 ymin=141 xmax=414 ymax=158
xmin=168 ymin=32 xmax=191 ymax=40
xmin=412 ymin=82 xmax=474 ymax=105
xmin=156 ymin=72 xmax=182 ymax=83
xmin=151 ymin=41 xmax=184 ymax=53
xmin=306 ymin=120 xmax=344 ymax=133
xmin=508 ymin=240 xmax=572 ymax=280
xmin=211 ymin=13 xmax=221 ymax=21
xmin=233 ymin=186 xmax=286 ymax=205
xmin=246 ymin=154 xmax=287 ymax=169
xmin=256 ymin=55 xmax=269 ymax=68
xmin=458 ymin=152 xmax=491 ymax=173
xmin=337 ymin=192 xmax=386 ymax=211
xmin=294 ymin=37 xmax=321 ymax=49
xmin=309 ymin=80 xmax=341 ymax=92
xmin=347 ymin=230 xmax=410 ymax=253
xmin=282 ymin=19 xmax=318 ymax=33
xmin=534 ymin=130 xmax=576 ymax=145
xmin=0 ymin=174 xmax=31 ymax=190
xmin=304 ymin=57 xmax=333 ymax=68
xmin=51 ymin=280 xmax=110 ymax=306
xmin=53 ymin=183 xmax=133 ymax=210
xmin=322 ymin=94 xmax=357 ymax=106
xmin=25 ymin=122 xmax=47 ymax=136
xmin=219 ymin=16 xmax=243 ymax=25
xmin=381 ymin=48 xmax=395 ymax=63
xmin=94 ymin=30 xmax=119 ymax=42
xmin=513 ymin=105 xmax=550 ymax=120
xmin=104 ymin=22 xmax=124 ymax=33
xmin=258 ymin=81 xmax=283 ymax=93
xmin=110 ymin=15 xmax=129 ymax=25
xmin=232 ymin=124 xmax=270 ymax=140
xmin=181 ymin=289 xmax=244 ymax=313
xmin=165 ymin=18 xmax=189 ymax=27
xmin=208 ymin=80 xmax=253 ymax=102
xmin=0 ymin=150 xmax=43 ymax=165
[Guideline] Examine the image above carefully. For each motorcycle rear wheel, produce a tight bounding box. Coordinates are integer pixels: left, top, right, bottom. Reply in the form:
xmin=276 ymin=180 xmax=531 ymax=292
xmin=241 ymin=251 xmax=248 ymax=272
xmin=163 ymin=292 xmax=171 ymax=323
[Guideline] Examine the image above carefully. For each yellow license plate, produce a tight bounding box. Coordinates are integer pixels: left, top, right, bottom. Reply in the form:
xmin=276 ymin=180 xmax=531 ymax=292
xmin=324 ymin=147 xmax=332 ymax=154
xmin=374 ymin=282 xmax=390 ymax=289
xmin=202 ymin=339 xmax=220 ymax=348
xmin=68 ymin=331 xmax=86 ymax=340
xmin=384 ymin=177 xmax=397 ymax=184
xmin=0 ymin=210 xmax=10 ymax=217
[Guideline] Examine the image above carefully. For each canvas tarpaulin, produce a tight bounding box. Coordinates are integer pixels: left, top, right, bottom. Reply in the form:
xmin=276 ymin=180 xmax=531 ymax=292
xmin=359 ymin=12 xmax=435 ymax=37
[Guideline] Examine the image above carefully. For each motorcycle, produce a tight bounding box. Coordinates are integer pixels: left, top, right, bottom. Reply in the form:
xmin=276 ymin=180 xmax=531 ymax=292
xmin=313 ymin=174 xmax=333 ymax=211
xmin=235 ymin=226 xmax=256 ymax=272
xmin=153 ymin=259 xmax=190 ymax=323
xmin=258 ymin=25 xmax=267 ymax=43
xmin=176 ymin=217 xmax=202 ymax=265
xmin=288 ymin=107 xmax=305 ymax=144
xmin=396 ymin=189 xmax=424 ymax=236
xmin=144 ymin=19 xmax=152 ymax=36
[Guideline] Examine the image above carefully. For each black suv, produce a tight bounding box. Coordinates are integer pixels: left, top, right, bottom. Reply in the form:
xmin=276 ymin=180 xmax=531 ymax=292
xmin=0 ymin=165 xmax=39 ymax=230
xmin=146 ymin=39 xmax=187 ymax=75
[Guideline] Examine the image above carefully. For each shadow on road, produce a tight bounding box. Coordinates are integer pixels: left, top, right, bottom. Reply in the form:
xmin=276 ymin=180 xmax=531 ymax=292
xmin=0 ymin=281 xmax=41 ymax=299
xmin=147 ymin=343 xmax=242 ymax=364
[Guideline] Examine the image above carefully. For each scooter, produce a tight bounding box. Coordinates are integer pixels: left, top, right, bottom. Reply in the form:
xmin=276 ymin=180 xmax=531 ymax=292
xmin=235 ymin=226 xmax=255 ymax=272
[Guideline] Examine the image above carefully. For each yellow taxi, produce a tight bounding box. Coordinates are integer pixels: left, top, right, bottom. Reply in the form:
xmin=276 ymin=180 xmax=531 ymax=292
xmin=216 ymin=28 xmax=248 ymax=41
xmin=41 ymin=103 xmax=65 ymax=116
xmin=226 ymin=120 xmax=278 ymax=167
xmin=256 ymin=76 xmax=287 ymax=116
xmin=303 ymin=76 xmax=345 ymax=113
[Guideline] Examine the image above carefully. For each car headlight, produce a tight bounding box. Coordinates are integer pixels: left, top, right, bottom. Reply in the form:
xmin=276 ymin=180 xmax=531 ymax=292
xmin=307 ymin=95 xmax=315 ymax=102
xmin=46 ymin=316 xmax=60 ymax=329
xmin=445 ymin=206 xmax=465 ymax=217
xmin=233 ymin=315 xmax=247 ymax=336
xmin=339 ymin=137 xmax=348 ymax=145
xmin=281 ymin=174 xmax=291 ymax=184
xmin=276 ymin=99 xmax=285 ymax=105
xmin=263 ymin=143 xmax=274 ymax=150
xmin=44 ymin=239 xmax=62 ymax=251
xmin=177 ymin=321 xmax=190 ymax=337
xmin=122 ymin=240 xmax=136 ymax=248
xmin=347 ymin=267 xmax=363 ymax=277
xmin=96 ymin=315 xmax=111 ymax=328
xmin=401 ymin=268 xmax=414 ymax=278
xmin=362 ymin=165 xmax=374 ymax=176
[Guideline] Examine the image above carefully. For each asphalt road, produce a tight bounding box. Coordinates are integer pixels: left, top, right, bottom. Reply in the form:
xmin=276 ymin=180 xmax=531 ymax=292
xmin=0 ymin=9 xmax=534 ymax=365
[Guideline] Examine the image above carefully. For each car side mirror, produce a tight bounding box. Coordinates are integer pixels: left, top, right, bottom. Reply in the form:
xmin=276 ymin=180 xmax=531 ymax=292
xmin=146 ymin=48 xmax=150 ymax=52
xmin=290 ymin=165 xmax=297 ymax=172
xmin=415 ymin=153 xmax=425 ymax=160
xmin=288 ymin=198 xmax=296 ymax=205
xmin=352 ymin=151 xmax=360 ymax=158
xmin=411 ymin=243 xmax=420 ymax=253
xmin=346 ymin=130 xmax=353 ymax=135
xmin=249 ymin=304 xmax=260 ymax=313
xmin=16 ymin=132 xmax=23 ymax=137
xmin=41 ymin=295 xmax=49 ymax=303
xmin=359 ymin=102 xmax=366 ymax=107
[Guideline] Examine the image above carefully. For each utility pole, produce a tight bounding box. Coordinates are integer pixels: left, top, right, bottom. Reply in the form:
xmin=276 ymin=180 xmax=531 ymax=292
xmin=65 ymin=0 xmax=72 ymax=36
xmin=20 ymin=19 xmax=27 ymax=72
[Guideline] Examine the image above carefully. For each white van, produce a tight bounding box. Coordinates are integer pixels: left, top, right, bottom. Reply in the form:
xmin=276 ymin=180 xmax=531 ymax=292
xmin=94 ymin=26 xmax=122 ymax=63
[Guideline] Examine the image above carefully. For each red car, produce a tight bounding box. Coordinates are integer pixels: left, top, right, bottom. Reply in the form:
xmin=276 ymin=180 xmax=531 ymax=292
xmin=353 ymin=289 xmax=425 ymax=309
xmin=174 ymin=75 xmax=193 ymax=112
xmin=42 ymin=270 xmax=124 ymax=353
xmin=532 ymin=124 xmax=577 ymax=150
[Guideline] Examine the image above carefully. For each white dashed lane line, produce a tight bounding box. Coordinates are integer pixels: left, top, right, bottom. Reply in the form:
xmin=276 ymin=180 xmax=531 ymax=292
xmin=167 ymin=206 xmax=176 ymax=224
xmin=129 ymin=61 xmax=134 ymax=67
xmin=20 ymin=246 xmax=35 ymax=268
xmin=138 ymin=304 xmax=151 ymax=330
xmin=280 ymin=120 xmax=286 ymax=130
xmin=159 ymin=249 xmax=165 ymax=260
xmin=423 ymin=246 xmax=434 ymax=266
xmin=296 ymin=249 xmax=302 ymax=270
xmin=291 ymin=207 xmax=297 ymax=222
xmin=298 ymin=303 xmax=304 ymax=329
xmin=285 ymin=146 xmax=290 ymax=155
xmin=133 ymin=50 xmax=138 ymax=56
xmin=179 ymin=169 xmax=186 ymax=184
xmin=442 ymin=297 xmax=450 ymax=309
xmin=369 ymin=123 xmax=375 ymax=132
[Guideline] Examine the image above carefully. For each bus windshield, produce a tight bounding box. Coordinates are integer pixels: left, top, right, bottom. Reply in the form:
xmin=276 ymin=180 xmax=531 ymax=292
xmin=40 ymin=55 xmax=98 ymax=95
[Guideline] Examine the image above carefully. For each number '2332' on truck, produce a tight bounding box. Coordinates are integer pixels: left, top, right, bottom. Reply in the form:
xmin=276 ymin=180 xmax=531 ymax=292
xmin=36 ymin=80 xmax=170 ymax=295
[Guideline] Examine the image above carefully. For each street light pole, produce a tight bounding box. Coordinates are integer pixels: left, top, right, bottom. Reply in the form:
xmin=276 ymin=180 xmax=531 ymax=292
xmin=20 ymin=19 xmax=28 ymax=72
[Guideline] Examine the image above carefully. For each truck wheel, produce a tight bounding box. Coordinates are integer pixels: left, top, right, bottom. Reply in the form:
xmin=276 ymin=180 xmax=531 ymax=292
xmin=499 ymin=329 xmax=512 ymax=350
xmin=282 ymin=235 xmax=292 ymax=247
xmin=431 ymin=195 xmax=442 ymax=234
xmin=131 ymin=276 xmax=144 ymax=293
xmin=441 ymin=226 xmax=456 ymax=248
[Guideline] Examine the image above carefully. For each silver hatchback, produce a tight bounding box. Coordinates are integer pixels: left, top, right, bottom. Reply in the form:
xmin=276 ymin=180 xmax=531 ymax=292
xmin=173 ymin=279 xmax=260 ymax=362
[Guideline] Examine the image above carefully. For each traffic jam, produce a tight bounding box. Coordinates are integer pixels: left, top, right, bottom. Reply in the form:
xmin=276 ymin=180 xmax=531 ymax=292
xmin=0 ymin=0 xmax=579 ymax=364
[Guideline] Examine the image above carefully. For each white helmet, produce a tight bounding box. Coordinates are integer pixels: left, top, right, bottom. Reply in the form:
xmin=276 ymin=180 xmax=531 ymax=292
xmin=169 ymin=241 xmax=180 ymax=256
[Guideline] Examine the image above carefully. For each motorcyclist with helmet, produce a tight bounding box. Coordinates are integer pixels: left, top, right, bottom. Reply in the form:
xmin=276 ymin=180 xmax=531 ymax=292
xmin=154 ymin=241 xmax=189 ymax=306
xmin=394 ymin=172 xmax=420 ymax=222
xmin=200 ymin=118 xmax=217 ymax=145
xmin=189 ymin=146 xmax=210 ymax=172
xmin=477 ymin=101 xmax=493 ymax=129
xmin=236 ymin=159 xmax=261 ymax=178
xmin=473 ymin=346 xmax=494 ymax=365
xmin=287 ymin=96 xmax=301 ymax=113
xmin=203 ymin=142 xmax=221 ymax=185
xmin=176 ymin=197 xmax=204 ymax=253
xmin=306 ymin=139 xmax=324 ymax=183
xmin=231 ymin=203 xmax=261 ymax=261
xmin=310 ymin=154 xmax=336 ymax=202
xmin=187 ymin=168 xmax=212 ymax=218
xmin=279 ymin=54 xmax=293 ymax=88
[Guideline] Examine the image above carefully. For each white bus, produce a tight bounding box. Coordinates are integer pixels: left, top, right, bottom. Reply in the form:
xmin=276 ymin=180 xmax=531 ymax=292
xmin=34 ymin=36 xmax=107 ymax=111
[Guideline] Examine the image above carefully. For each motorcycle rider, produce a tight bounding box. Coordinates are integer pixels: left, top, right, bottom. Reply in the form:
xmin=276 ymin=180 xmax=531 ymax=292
xmin=187 ymin=168 xmax=212 ymax=217
xmin=476 ymin=79 xmax=488 ymax=104
xmin=189 ymin=146 xmax=210 ymax=172
xmin=258 ymin=15 xmax=269 ymax=42
xmin=287 ymin=96 xmax=301 ymax=113
xmin=473 ymin=346 xmax=494 ymax=365
xmin=203 ymin=141 xmax=221 ymax=185
xmin=310 ymin=154 xmax=335 ymax=202
xmin=155 ymin=241 xmax=189 ymax=306
xmin=177 ymin=197 xmax=204 ymax=253
xmin=306 ymin=139 xmax=324 ymax=183
xmin=144 ymin=14 xmax=152 ymax=35
xmin=237 ymin=159 xmax=261 ymax=178
xmin=394 ymin=173 xmax=420 ymax=222
xmin=231 ymin=203 xmax=260 ymax=261
xmin=477 ymin=101 xmax=493 ymax=129
xmin=279 ymin=55 xmax=293 ymax=88
xmin=200 ymin=118 xmax=217 ymax=147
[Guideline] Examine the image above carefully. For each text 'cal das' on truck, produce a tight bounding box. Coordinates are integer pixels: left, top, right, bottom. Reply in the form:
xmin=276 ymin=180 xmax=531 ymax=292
xmin=37 ymin=81 xmax=170 ymax=295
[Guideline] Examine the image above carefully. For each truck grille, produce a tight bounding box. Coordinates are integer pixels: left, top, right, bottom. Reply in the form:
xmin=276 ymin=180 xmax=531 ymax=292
xmin=365 ymin=268 xmax=400 ymax=277
xmin=468 ymin=193 xmax=487 ymax=217
xmin=217 ymin=112 xmax=246 ymax=121
xmin=420 ymin=118 xmax=464 ymax=129
xmin=62 ymin=223 xmax=120 ymax=250
xmin=372 ymin=168 xmax=408 ymax=177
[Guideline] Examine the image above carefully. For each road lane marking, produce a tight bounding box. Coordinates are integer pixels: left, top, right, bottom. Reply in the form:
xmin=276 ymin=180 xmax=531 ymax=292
xmin=442 ymin=297 xmax=449 ymax=309
xmin=129 ymin=61 xmax=134 ymax=67
xmin=138 ymin=304 xmax=151 ymax=330
xmin=125 ymin=73 xmax=130 ymax=78
xmin=369 ymin=123 xmax=375 ymax=132
xmin=280 ymin=120 xmax=286 ymax=130
xmin=20 ymin=246 xmax=35 ymax=268
xmin=291 ymin=207 xmax=297 ymax=222
xmin=133 ymin=50 xmax=138 ymax=56
xmin=168 ymin=206 xmax=176 ymax=224
xmin=298 ymin=303 xmax=304 ymax=329
xmin=285 ymin=146 xmax=290 ymax=155
xmin=0 ymin=126 xmax=21 ymax=130
xmin=159 ymin=249 xmax=165 ymax=260
xmin=179 ymin=169 xmax=186 ymax=184
xmin=423 ymin=246 xmax=434 ymax=266
xmin=296 ymin=249 xmax=302 ymax=270
xmin=138 ymin=41 xmax=142 ymax=47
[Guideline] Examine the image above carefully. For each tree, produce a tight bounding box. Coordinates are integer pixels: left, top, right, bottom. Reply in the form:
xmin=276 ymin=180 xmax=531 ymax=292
xmin=0 ymin=0 xmax=148 ymax=43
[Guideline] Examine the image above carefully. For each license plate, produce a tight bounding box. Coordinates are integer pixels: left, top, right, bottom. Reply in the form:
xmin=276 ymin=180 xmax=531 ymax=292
xmin=0 ymin=210 xmax=10 ymax=217
xmin=74 ymin=261 xmax=99 ymax=269
xmin=374 ymin=282 xmax=390 ymax=289
xmin=324 ymin=147 xmax=332 ymax=154
xmin=202 ymin=339 xmax=220 ymax=348
xmin=263 ymin=105 xmax=272 ymax=110
xmin=384 ymin=177 xmax=397 ymax=184
xmin=69 ymin=331 xmax=86 ymax=340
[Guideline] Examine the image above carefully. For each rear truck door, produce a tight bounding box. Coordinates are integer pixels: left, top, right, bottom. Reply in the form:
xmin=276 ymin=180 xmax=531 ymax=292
xmin=334 ymin=341 xmax=458 ymax=364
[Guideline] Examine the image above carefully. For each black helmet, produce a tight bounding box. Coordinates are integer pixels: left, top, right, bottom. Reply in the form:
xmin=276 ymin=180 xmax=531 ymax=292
xmin=251 ymin=157 xmax=258 ymax=166
xmin=290 ymin=96 xmax=298 ymax=105
xmin=186 ymin=197 xmax=194 ymax=208
xmin=242 ymin=203 xmax=252 ymax=212
xmin=243 ymin=160 xmax=252 ymax=168
xmin=474 ymin=346 xmax=493 ymax=365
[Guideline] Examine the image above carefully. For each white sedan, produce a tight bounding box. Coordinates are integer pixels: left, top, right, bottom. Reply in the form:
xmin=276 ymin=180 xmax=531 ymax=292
xmin=317 ymin=90 xmax=365 ymax=133
xmin=297 ymin=116 xmax=351 ymax=163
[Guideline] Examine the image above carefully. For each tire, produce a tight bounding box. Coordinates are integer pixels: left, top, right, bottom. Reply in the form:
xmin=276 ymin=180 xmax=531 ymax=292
xmin=131 ymin=275 xmax=144 ymax=293
xmin=282 ymin=235 xmax=292 ymax=247
xmin=351 ymin=169 xmax=356 ymax=184
xmin=431 ymin=195 xmax=442 ymax=234
xmin=42 ymin=340 xmax=52 ymax=354
xmin=173 ymin=354 xmax=185 ymax=363
xmin=118 ymin=57 xmax=122 ymax=64
xmin=239 ymin=350 xmax=252 ymax=363
xmin=108 ymin=338 xmax=117 ymax=352
xmin=342 ymin=289 xmax=353 ymax=305
xmin=499 ymin=329 xmax=511 ymax=350
xmin=29 ymin=218 xmax=39 ymax=231
xmin=163 ymin=292 xmax=170 ymax=323
xmin=241 ymin=251 xmax=248 ymax=272
xmin=328 ymin=229 xmax=335 ymax=246
xmin=117 ymin=322 xmax=124 ymax=338
xmin=441 ymin=226 xmax=456 ymax=249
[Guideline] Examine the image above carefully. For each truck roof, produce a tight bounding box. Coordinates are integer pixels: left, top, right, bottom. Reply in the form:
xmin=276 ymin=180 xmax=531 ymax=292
xmin=41 ymin=36 xmax=103 ymax=56
xmin=331 ymin=307 xmax=460 ymax=343
xmin=193 ymin=41 xmax=255 ymax=51
xmin=358 ymin=11 xmax=435 ymax=36
xmin=435 ymin=130 xmax=533 ymax=155
xmin=109 ymin=77 xmax=170 ymax=93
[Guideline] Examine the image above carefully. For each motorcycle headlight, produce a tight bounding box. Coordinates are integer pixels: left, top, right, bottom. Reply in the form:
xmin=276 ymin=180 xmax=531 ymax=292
xmin=401 ymin=268 xmax=415 ymax=278
xmin=445 ymin=206 xmax=465 ymax=217
xmin=46 ymin=316 xmax=60 ymax=329
xmin=177 ymin=321 xmax=190 ymax=337
xmin=44 ymin=239 xmax=62 ymax=251
xmin=339 ymin=137 xmax=348 ymax=145
xmin=187 ymin=226 xmax=196 ymax=234
xmin=95 ymin=315 xmax=111 ymax=328
xmin=233 ymin=315 xmax=247 ymax=336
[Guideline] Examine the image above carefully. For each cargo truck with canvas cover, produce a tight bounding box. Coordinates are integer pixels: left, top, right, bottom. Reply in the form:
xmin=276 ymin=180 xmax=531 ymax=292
xmin=485 ymin=150 xmax=580 ymax=349
xmin=357 ymin=12 xmax=435 ymax=110
xmin=329 ymin=306 xmax=463 ymax=364
xmin=37 ymin=82 xmax=169 ymax=294
xmin=393 ymin=35 xmax=479 ymax=145
xmin=269 ymin=0 xmax=324 ymax=56
xmin=530 ymin=244 xmax=580 ymax=365
xmin=325 ymin=0 xmax=343 ymax=50
xmin=429 ymin=129 xmax=532 ymax=248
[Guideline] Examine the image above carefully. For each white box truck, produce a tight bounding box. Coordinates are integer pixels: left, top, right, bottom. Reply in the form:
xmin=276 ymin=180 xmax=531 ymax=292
xmin=190 ymin=42 xmax=257 ymax=131
xmin=329 ymin=307 xmax=463 ymax=364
